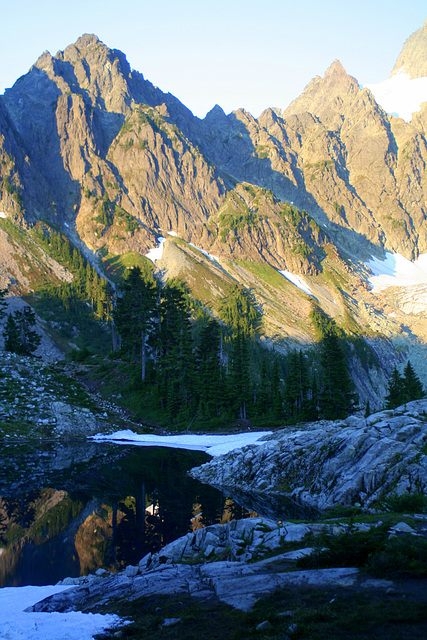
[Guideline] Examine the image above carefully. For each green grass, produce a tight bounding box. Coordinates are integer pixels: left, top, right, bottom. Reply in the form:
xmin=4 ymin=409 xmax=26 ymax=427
xmin=234 ymin=260 xmax=290 ymax=289
xmin=94 ymin=586 xmax=427 ymax=640
xmin=101 ymin=252 xmax=153 ymax=282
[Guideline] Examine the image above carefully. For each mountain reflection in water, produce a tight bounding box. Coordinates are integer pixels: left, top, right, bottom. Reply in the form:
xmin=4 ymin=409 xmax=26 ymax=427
xmin=0 ymin=442 xmax=254 ymax=587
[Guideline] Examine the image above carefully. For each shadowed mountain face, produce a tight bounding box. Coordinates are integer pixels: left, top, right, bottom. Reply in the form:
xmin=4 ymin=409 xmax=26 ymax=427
xmin=0 ymin=28 xmax=426 ymax=355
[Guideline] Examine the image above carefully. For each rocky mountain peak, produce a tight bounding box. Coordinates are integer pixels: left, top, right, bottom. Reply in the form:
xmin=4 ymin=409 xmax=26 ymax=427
xmin=324 ymin=59 xmax=347 ymax=78
xmin=33 ymin=50 xmax=54 ymax=71
xmin=282 ymin=59 xmax=360 ymax=120
xmin=204 ymin=104 xmax=227 ymax=122
xmin=390 ymin=18 xmax=427 ymax=79
xmin=72 ymin=33 xmax=101 ymax=48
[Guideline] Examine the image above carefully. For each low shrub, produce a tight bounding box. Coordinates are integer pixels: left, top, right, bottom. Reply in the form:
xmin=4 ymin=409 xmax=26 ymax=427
xmin=380 ymin=491 xmax=427 ymax=514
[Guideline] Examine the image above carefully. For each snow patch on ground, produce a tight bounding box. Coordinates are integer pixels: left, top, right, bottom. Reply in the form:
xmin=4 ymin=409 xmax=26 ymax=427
xmin=145 ymin=236 xmax=166 ymax=262
xmin=0 ymin=585 xmax=122 ymax=640
xmin=0 ymin=211 xmax=7 ymax=219
xmin=278 ymin=270 xmax=314 ymax=297
xmin=167 ymin=231 xmax=178 ymax=237
xmin=367 ymin=253 xmax=427 ymax=291
xmin=365 ymin=70 xmax=427 ymax=122
xmin=90 ymin=431 xmax=271 ymax=457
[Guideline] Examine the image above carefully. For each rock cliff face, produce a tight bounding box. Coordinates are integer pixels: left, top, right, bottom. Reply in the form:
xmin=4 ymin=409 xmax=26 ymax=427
xmin=0 ymin=28 xmax=426 ymax=357
xmin=1 ymin=30 xmax=426 ymax=263
xmin=391 ymin=18 xmax=427 ymax=79
xmin=203 ymin=60 xmax=427 ymax=260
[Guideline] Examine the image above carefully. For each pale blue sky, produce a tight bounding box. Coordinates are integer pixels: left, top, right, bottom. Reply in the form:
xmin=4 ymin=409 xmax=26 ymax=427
xmin=0 ymin=0 xmax=425 ymax=118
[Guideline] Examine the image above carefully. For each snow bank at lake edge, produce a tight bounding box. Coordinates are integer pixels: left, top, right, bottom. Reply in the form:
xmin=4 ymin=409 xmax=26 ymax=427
xmin=0 ymin=584 xmax=123 ymax=640
xmin=90 ymin=430 xmax=272 ymax=457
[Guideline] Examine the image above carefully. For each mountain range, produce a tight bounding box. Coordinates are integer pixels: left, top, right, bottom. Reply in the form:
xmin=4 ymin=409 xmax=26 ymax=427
xmin=0 ymin=21 xmax=426 ymax=395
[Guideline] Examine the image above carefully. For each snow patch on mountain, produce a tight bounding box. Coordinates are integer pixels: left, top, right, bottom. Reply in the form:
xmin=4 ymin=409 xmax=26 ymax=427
xmin=189 ymin=242 xmax=220 ymax=263
xmin=279 ymin=270 xmax=314 ymax=297
xmin=145 ymin=236 xmax=166 ymax=262
xmin=367 ymin=252 xmax=427 ymax=291
xmin=365 ymin=70 xmax=427 ymax=122
xmin=367 ymin=252 xmax=427 ymax=314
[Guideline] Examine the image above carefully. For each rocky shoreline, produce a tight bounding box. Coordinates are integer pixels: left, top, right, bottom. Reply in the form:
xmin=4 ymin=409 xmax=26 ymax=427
xmin=190 ymin=399 xmax=427 ymax=511
xmin=30 ymin=515 xmax=427 ymax=616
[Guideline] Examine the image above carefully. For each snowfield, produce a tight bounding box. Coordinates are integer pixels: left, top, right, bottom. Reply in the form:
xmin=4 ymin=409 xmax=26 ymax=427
xmin=365 ymin=69 xmax=427 ymax=122
xmin=90 ymin=430 xmax=272 ymax=457
xmin=0 ymin=585 xmax=122 ymax=640
xmin=367 ymin=252 xmax=427 ymax=292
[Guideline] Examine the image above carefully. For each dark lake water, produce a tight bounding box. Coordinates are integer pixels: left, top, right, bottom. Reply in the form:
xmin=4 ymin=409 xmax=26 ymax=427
xmin=0 ymin=442 xmax=251 ymax=587
xmin=0 ymin=441 xmax=318 ymax=587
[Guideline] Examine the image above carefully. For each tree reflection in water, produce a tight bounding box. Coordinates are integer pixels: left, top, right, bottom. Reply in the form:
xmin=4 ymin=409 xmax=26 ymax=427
xmin=0 ymin=443 xmax=255 ymax=587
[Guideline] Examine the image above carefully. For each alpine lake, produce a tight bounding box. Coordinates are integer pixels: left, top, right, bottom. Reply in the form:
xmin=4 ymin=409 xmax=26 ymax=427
xmin=0 ymin=440 xmax=318 ymax=587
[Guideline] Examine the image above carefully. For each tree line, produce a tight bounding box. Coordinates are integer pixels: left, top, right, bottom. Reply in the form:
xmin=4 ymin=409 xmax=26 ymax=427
xmin=1 ymin=228 xmax=424 ymax=425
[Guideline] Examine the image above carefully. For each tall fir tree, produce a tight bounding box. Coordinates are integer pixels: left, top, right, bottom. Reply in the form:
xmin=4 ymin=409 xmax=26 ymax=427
xmin=385 ymin=366 xmax=405 ymax=409
xmin=403 ymin=361 xmax=425 ymax=401
xmin=159 ymin=281 xmax=196 ymax=421
xmin=229 ymin=326 xmax=251 ymax=420
xmin=218 ymin=285 xmax=261 ymax=338
xmin=255 ymin=357 xmax=270 ymax=416
xmin=385 ymin=361 xmax=425 ymax=409
xmin=195 ymin=319 xmax=224 ymax=419
xmin=318 ymin=331 xmax=356 ymax=419
xmin=3 ymin=313 xmax=20 ymax=353
xmin=115 ymin=266 xmax=158 ymax=381
xmin=284 ymin=350 xmax=311 ymax=420
xmin=271 ymin=358 xmax=283 ymax=420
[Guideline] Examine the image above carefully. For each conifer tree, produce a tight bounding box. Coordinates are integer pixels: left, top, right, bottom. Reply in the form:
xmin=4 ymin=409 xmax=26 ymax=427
xmin=403 ymin=361 xmax=425 ymax=401
xmin=284 ymin=350 xmax=310 ymax=419
xmin=3 ymin=307 xmax=41 ymax=356
xmin=255 ymin=357 xmax=269 ymax=416
xmin=385 ymin=366 xmax=405 ymax=409
xmin=159 ymin=281 xmax=196 ymax=420
xmin=195 ymin=319 xmax=224 ymax=418
xmin=0 ymin=288 xmax=7 ymax=322
xmin=364 ymin=399 xmax=371 ymax=418
xmin=271 ymin=358 xmax=283 ymax=420
xmin=115 ymin=266 xmax=158 ymax=381
xmin=229 ymin=326 xmax=251 ymax=420
xmin=218 ymin=285 xmax=261 ymax=338
xmin=306 ymin=375 xmax=319 ymax=421
xmin=3 ymin=312 xmax=20 ymax=353
xmin=385 ymin=361 xmax=425 ymax=409
xmin=19 ymin=307 xmax=42 ymax=355
xmin=318 ymin=331 xmax=355 ymax=419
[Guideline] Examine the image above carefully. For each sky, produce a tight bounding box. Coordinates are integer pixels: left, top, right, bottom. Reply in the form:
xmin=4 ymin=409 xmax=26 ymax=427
xmin=0 ymin=0 xmax=425 ymax=119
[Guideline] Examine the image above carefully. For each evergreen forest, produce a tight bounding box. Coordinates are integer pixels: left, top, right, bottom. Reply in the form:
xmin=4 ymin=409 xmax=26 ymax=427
xmin=0 ymin=224 xmax=424 ymax=430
